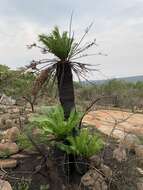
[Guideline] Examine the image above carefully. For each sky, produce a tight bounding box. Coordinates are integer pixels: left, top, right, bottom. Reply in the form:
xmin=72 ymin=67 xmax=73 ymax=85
xmin=0 ymin=0 xmax=143 ymax=80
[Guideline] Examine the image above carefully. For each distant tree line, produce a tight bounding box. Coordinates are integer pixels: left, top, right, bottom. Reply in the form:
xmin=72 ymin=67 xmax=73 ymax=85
xmin=0 ymin=64 xmax=57 ymax=110
xmin=74 ymin=79 xmax=143 ymax=112
xmin=0 ymin=64 xmax=143 ymax=112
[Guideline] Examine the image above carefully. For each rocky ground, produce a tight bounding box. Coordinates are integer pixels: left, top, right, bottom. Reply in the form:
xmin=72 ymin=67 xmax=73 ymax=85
xmin=83 ymin=109 xmax=143 ymax=139
xmin=83 ymin=109 xmax=143 ymax=190
xmin=0 ymin=105 xmax=143 ymax=189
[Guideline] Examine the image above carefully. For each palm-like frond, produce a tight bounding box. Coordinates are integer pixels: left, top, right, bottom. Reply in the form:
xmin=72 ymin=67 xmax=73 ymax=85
xmin=39 ymin=26 xmax=74 ymax=61
xmin=27 ymin=24 xmax=105 ymax=92
xmin=58 ymin=129 xmax=104 ymax=157
xmin=30 ymin=106 xmax=82 ymax=140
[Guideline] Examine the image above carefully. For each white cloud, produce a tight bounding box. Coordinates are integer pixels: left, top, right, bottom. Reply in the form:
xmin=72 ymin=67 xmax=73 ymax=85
xmin=0 ymin=0 xmax=143 ymax=79
xmin=0 ymin=18 xmax=50 ymax=68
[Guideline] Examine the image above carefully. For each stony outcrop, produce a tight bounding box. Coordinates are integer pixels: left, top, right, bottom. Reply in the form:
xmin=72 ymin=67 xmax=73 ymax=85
xmin=0 ymin=94 xmax=16 ymax=105
xmin=100 ymin=164 xmax=112 ymax=178
xmin=0 ymin=142 xmax=19 ymax=156
xmin=0 ymin=118 xmax=13 ymax=130
xmin=5 ymin=119 xmax=13 ymax=129
xmin=120 ymin=134 xmax=140 ymax=150
xmin=0 ymin=159 xmax=17 ymax=168
xmin=4 ymin=127 xmax=20 ymax=142
xmin=135 ymin=145 xmax=143 ymax=164
xmin=113 ymin=145 xmax=127 ymax=162
xmin=136 ymin=168 xmax=143 ymax=176
xmin=137 ymin=178 xmax=143 ymax=190
xmin=10 ymin=153 xmax=29 ymax=159
xmin=89 ymin=155 xmax=102 ymax=168
xmin=0 ymin=179 xmax=12 ymax=190
xmin=81 ymin=169 xmax=107 ymax=190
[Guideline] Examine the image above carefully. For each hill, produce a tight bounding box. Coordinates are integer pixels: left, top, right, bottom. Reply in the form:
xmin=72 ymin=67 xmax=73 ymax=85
xmin=94 ymin=75 xmax=143 ymax=84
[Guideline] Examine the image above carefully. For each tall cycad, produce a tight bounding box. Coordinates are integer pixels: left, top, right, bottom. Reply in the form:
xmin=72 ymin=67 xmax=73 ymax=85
xmin=27 ymin=23 xmax=102 ymax=119
xmin=39 ymin=27 xmax=75 ymax=119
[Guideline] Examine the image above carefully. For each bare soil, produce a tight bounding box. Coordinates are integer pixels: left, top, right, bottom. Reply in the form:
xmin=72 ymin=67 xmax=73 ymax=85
xmin=4 ymin=145 xmax=140 ymax=190
xmin=0 ymin=107 xmax=142 ymax=190
xmin=4 ymin=149 xmax=89 ymax=190
xmin=83 ymin=109 xmax=143 ymax=139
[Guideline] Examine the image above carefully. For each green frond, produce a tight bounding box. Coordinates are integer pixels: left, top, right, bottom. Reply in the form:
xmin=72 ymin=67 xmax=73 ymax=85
xmin=39 ymin=26 xmax=74 ymax=60
xmin=29 ymin=106 xmax=81 ymax=140
xmin=58 ymin=129 xmax=104 ymax=157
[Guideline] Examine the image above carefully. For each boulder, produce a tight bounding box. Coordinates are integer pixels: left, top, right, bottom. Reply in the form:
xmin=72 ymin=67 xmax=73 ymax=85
xmin=1 ymin=139 xmax=5 ymax=144
xmin=135 ymin=145 xmax=143 ymax=163
xmin=0 ymin=94 xmax=15 ymax=105
xmin=135 ymin=145 xmax=143 ymax=157
xmin=113 ymin=146 xmax=127 ymax=162
xmin=100 ymin=164 xmax=112 ymax=178
xmin=89 ymin=155 xmax=103 ymax=168
xmin=0 ymin=179 xmax=12 ymax=190
xmin=5 ymin=119 xmax=13 ymax=129
xmin=10 ymin=153 xmax=29 ymax=159
xmin=0 ymin=142 xmax=19 ymax=156
xmin=4 ymin=127 xmax=20 ymax=142
xmin=81 ymin=169 xmax=107 ymax=190
xmin=120 ymin=134 xmax=140 ymax=150
xmin=0 ymin=123 xmax=5 ymax=130
xmin=136 ymin=168 xmax=143 ymax=176
xmin=0 ymin=106 xmax=7 ymax=114
xmin=1 ymin=117 xmax=6 ymax=125
xmin=137 ymin=178 xmax=143 ymax=190
xmin=12 ymin=107 xmax=19 ymax=113
xmin=0 ymin=131 xmax=3 ymax=140
xmin=0 ymin=159 xmax=17 ymax=168
xmin=0 ymin=118 xmax=13 ymax=130
xmin=19 ymin=116 xmax=26 ymax=123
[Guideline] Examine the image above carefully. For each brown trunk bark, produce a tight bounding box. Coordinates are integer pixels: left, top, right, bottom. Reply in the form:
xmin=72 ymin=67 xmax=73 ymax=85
xmin=56 ymin=62 xmax=75 ymax=119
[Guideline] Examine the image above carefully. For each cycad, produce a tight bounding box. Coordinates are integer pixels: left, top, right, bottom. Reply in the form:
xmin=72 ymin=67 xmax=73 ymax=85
xmin=39 ymin=26 xmax=74 ymax=61
xmin=27 ymin=20 xmax=100 ymax=119
xmin=30 ymin=106 xmax=81 ymax=140
xmin=58 ymin=129 xmax=103 ymax=157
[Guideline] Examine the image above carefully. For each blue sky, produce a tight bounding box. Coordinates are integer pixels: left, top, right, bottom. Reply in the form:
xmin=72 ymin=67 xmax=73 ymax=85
xmin=0 ymin=0 xmax=143 ymax=80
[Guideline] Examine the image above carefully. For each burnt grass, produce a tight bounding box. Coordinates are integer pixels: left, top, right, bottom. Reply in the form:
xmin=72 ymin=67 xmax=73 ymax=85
xmin=3 ymin=140 xmax=140 ymax=190
xmin=102 ymin=142 xmax=140 ymax=190
xmin=5 ymin=148 xmax=89 ymax=190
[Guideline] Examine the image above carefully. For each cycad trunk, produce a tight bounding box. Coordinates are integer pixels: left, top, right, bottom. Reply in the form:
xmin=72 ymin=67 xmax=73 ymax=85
xmin=56 ymin=61 xmax=75 ymax=119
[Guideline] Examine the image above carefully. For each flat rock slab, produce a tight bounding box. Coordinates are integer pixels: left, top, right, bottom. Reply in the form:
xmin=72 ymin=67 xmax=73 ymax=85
xmin=81 ymin=169 xmax=107 ymax=190
xmin=0 ymin=142 xmax=19 ymax=156
xmin=0 ymin=159 xmax=17 ymax=168
xmin=0 ymin=179 xmax=12 ymax=190
xmin=10 ymin=153 xmax=30 ymax=159
xmin=83 ymin=110 xmax=143 ymax=140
